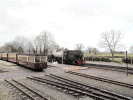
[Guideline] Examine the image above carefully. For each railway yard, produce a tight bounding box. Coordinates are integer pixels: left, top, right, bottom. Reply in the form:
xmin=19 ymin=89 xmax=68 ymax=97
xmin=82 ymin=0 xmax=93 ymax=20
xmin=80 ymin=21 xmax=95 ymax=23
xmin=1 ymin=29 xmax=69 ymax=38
xmin=0 ymin=60 xmax=133 ymax=100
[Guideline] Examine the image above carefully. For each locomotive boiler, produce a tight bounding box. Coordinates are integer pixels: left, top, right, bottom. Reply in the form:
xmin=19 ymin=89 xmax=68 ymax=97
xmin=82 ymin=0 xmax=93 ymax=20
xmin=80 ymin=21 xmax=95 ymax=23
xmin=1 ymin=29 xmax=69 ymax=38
xmin=48 ymin=50 xmax=86 ymax=65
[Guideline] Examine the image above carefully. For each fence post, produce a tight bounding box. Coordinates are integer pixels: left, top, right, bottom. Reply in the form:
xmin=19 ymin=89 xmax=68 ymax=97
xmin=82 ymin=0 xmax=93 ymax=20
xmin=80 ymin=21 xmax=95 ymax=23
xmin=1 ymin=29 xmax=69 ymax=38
xmin=92 ymin=57 xmax=93 ymax=61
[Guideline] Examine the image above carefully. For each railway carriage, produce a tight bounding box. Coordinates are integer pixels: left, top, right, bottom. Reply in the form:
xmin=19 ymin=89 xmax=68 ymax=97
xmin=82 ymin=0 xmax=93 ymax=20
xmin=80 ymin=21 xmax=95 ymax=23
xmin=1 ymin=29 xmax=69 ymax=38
xmin=0 ymin=53 xmax=2 ymax=60
xmin=18 ymin=54 xmax=47 ymax=71
xmin=8 ymin=53 xmax=18 ymax=63
xmin=0 ymin=53 xmax=47 ymax=71
xmin=2 ymin=53 xmax=8 ymax=61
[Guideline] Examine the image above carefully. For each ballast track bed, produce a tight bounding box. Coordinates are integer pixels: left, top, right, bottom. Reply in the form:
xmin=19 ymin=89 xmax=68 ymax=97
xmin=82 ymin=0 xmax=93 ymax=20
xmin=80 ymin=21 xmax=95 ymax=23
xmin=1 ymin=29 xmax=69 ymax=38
xmin=66 ymin=71 xmax=133 ymax=89
xmin=4 ymin=79 xmax=49 ymax=100
xmin=27 ymin=74 xmax=132 ymax=100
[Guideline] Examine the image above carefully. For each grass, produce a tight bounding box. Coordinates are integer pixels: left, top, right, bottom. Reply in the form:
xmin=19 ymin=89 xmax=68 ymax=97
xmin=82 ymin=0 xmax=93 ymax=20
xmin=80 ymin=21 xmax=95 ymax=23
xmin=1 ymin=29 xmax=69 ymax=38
xmin=109 ymin=58 xmax=123 ymax=62
xmin=84 ymin=53 xmax=133 ymax=63
xmin=84 ymin=53 xmax=133 ymax=58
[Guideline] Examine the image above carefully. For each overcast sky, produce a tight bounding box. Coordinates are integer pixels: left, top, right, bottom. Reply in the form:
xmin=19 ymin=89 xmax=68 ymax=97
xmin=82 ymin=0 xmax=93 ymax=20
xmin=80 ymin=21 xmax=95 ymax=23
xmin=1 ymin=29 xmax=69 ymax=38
xmin=0 ymin=0 xmax=133 ymax=52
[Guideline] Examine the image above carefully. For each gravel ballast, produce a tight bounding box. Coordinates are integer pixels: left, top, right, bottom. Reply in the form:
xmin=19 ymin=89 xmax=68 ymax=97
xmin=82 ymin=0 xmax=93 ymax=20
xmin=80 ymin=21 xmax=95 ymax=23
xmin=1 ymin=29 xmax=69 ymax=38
xmin=1 ymin=60 xmax=133 ymax=99
xmin=53 ymin=72 xmax=133 ymax=98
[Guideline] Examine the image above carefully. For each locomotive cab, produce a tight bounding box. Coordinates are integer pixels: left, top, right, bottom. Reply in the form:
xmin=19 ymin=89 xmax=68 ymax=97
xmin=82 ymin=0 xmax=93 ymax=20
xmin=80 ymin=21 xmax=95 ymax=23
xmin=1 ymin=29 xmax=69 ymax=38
xmin=64 ymin=50 xmax=86 ymax=65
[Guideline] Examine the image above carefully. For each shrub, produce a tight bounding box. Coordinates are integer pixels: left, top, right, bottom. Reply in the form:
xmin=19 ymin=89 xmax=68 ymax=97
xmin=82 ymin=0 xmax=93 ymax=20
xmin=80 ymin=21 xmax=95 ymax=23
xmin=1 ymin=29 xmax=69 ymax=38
xmin=84 ymin=57 xmax=111 ymax=62
xmin=122 ymin=58 xmax=133 ymax=64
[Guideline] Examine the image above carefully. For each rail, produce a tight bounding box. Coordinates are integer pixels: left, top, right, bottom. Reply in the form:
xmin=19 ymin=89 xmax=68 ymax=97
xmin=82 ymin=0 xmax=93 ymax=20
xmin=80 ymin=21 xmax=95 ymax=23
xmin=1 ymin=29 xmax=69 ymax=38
xmin=4 ymin=79 xmax=49 ymax=100
xmin=66 ymin=71 xmax=133 ymax=89
xmin=27 ymin=75 xmax=132 ymax=100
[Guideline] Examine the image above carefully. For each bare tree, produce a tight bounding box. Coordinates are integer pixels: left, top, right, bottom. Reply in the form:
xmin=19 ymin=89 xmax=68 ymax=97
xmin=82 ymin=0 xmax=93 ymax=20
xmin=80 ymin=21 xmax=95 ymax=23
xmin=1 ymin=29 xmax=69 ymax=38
xmin=129 ymin=45 xmax=133 ymax=54
xmin=31 ymin=37 xmax=40 ymax=54
xmin=3 ymin=43 xmax=18 ymax=53
xmin=85 ymin=46 xmax=99 ymax=55
xmin=99 ymin=29 xmax=124 ymax=61
xmin=30 ymin=30 xmax=59 ymax=54
xmin=0 ymin=46 xmax=5 ymax=53
xmin=49 ymin=41 xmax=60 ymax=52
xmin=86 ymin=46 xmax=93 ymax=54
xmin=92 ymin=47 xmax=99 ymax=55
xmin=33 ymin=30 xmax=55 ymax=55
xmin=35 ymin=35 xmax=43 ymax=54
xmin=0 ymin=31 xmax=58 ymax=54
xmin=12 ymin=36 xmax=30 ymax=53
xmin=42 ymin=30 xmax=54 ymax=54
xmin=75 ymin=43 xmax=85 ymax=52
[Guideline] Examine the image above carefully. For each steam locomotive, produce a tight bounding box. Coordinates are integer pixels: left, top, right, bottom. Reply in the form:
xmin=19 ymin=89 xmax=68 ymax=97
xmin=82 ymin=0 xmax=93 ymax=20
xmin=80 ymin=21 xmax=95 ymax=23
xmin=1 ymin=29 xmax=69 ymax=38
xmin=48 ymin=50 xmax=86 ymax=65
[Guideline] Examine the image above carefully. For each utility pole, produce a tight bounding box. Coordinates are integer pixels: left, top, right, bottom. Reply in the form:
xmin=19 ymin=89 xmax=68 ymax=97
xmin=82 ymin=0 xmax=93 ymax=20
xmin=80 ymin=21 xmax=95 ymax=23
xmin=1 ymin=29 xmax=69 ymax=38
xmin=126 ymin=51 xmax=128 ymax=76
xmin=62 ymin=53 xmax=63 ymax=64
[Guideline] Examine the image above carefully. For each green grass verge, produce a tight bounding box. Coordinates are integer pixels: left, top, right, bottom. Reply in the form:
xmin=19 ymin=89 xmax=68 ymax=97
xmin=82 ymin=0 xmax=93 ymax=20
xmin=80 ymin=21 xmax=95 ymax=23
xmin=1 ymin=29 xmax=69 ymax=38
xmin=84 ymin=53 xmax=133 ymax=63
xmin=84 ymin=54 xmax=133 ymax=57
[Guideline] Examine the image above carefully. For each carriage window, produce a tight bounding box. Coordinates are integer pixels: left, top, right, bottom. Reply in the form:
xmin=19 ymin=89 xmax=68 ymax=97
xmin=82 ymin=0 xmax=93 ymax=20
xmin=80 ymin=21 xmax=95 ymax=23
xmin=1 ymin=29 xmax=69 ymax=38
xmin=40 ymin=56 xmax=47 ymax=62
xmin=35 ymin=57 xmax=40 ymax=62
xmin=19 ymin=57 xmax=27 ymax=61
xmin=29 ymin=57 xmax=34 ymax=62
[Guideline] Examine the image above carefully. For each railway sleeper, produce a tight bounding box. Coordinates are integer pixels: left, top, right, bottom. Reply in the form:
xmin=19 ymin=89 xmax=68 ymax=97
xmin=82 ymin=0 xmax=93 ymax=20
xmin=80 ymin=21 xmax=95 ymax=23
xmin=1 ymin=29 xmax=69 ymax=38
xmin=67 ymin=71 xmax=133 ymax=88
xmin=48 ymin=73 xmax=133 ymax=100
xmin=28 ymin=76 xmax=122 ymax=100
xmin=27 ymin=76 xmax=106 ymax=100
xmin=4 ymin=79 xmax=49 ymax=100
xmin=44 ymin=74 xmax=118 ymax=99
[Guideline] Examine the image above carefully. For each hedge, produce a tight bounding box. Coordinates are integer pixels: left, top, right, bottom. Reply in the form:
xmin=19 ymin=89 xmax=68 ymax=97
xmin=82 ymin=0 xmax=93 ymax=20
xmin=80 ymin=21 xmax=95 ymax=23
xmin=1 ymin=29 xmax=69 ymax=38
xmin=84 ymin=56 xmax=111 ymax=62
xmin=122 ymin=58 xmax=133 ymax=64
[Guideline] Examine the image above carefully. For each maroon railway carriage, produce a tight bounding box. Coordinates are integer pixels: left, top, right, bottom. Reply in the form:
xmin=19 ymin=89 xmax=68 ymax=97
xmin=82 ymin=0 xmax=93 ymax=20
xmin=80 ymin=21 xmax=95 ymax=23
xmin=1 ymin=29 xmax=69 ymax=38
xmin=17 ymin=54 xmax=47 ymax=71
xmin=8 ymin=53 xmax=18 ymax=63
xmin=0 ymin=53 xmax=2 ymax=60
xmin=1 ymin=53 xmax=8 ymax=61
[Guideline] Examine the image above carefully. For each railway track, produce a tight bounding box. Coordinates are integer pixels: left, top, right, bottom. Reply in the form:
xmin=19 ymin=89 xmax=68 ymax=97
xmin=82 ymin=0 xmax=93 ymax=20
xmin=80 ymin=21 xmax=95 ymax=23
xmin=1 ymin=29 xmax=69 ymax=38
xmin=66 ymin=71 xmax=133 ymax=89
xmin=85 ymin=63 xmax=133 ymax=74
xmin=4 ymin=79 xmax=49 ymax=100
xmin=27 ymin=74 xmax=132 ymax=100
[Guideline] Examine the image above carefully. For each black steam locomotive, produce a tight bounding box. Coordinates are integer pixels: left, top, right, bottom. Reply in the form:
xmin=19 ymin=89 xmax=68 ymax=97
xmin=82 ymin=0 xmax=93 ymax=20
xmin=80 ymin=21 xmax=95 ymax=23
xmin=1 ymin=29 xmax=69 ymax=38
xmin=48 ymin=50 xmax=86 ymax=65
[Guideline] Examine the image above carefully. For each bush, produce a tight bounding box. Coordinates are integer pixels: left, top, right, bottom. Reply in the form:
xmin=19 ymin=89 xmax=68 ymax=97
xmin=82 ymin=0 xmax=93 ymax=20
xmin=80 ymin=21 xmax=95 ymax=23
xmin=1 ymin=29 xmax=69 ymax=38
xmin=84 ymin=56 xmax=111 ymax=62
xmin=101 ymin=57 xmax=111 ymax=62
xmin=122 ymin=58 xmax=133 ymax=64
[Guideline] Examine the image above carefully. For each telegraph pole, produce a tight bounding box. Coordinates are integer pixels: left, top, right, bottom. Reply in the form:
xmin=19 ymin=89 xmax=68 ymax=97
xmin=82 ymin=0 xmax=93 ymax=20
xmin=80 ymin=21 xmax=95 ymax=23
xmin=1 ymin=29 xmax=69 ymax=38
xmin=62 ymin=53 xmax=63 ymax=64
xmin=126 ymin=51 xmax=128 ymax=76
